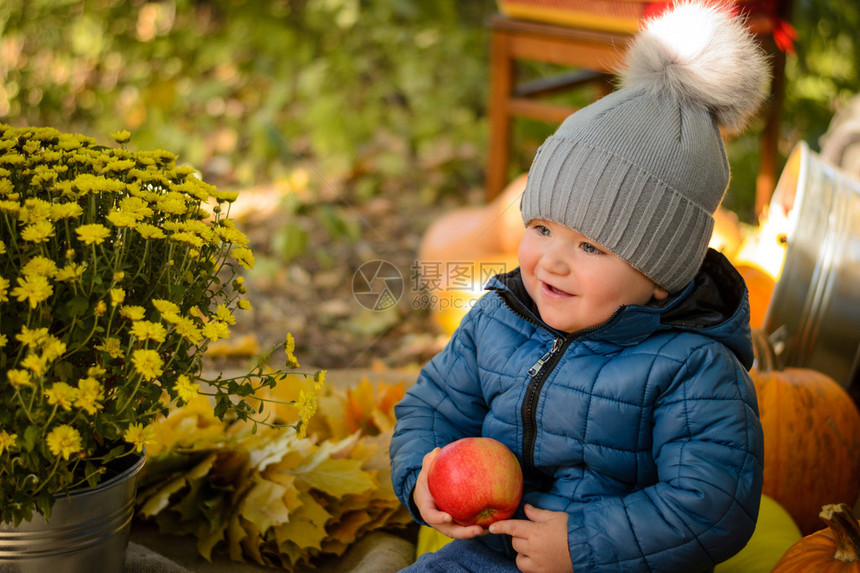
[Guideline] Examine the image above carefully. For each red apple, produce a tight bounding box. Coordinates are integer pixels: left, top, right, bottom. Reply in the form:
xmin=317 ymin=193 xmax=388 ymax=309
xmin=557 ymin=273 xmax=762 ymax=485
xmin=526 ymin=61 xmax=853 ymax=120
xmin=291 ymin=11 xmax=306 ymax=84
xmin=427 ymin=437 xmax=523 ymax=527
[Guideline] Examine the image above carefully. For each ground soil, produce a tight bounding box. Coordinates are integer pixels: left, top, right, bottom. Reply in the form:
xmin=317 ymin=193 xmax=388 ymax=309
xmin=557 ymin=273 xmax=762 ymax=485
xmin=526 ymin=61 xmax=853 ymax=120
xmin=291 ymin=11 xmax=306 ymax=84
xmin=203 ymin=177 xmax=488 ymax=375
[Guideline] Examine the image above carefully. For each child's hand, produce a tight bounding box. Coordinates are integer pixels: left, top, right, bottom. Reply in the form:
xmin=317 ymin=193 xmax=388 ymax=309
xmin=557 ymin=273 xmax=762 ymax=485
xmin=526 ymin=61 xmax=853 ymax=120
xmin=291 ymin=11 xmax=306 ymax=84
xmin=489 ymin=504 xmax=573 ymax=573
xmin=413 ymin=448 xmax=486 ymax=539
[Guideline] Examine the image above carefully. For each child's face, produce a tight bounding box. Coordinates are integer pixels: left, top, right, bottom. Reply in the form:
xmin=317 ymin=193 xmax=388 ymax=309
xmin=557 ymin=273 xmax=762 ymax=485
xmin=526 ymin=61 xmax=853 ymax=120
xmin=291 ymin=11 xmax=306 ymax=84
xmin=518 ymin=219 xmax=668 ymax=333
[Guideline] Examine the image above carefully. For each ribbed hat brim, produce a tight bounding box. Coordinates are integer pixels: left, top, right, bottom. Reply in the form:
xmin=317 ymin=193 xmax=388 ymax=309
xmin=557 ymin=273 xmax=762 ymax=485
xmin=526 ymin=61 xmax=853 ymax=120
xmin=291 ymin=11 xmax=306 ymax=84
xmin=520 ymin=136 xmax=714 ymax=292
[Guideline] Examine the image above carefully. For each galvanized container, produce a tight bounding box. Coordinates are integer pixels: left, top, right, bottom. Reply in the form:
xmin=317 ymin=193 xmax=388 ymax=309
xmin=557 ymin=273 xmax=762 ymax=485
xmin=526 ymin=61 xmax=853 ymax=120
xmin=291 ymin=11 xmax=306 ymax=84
xmin=762 ymin=141 xmax=860 ymax=389
xmin=0 ymin=455 xmax=144 ymax=573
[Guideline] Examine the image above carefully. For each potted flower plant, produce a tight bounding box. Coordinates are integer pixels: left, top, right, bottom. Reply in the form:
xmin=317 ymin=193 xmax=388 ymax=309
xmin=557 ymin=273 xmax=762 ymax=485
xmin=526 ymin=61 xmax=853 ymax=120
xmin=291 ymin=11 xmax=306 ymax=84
xmin=0 ymin=124 xmax=317 ymax=567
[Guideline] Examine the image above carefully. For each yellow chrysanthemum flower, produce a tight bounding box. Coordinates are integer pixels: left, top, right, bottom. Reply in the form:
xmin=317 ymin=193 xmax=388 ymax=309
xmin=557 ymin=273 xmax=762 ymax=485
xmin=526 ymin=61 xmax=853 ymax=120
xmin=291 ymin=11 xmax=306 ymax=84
xmin=0 ymin=430 xmax=17 ymax=456
xmin=123 ymin=423 xmax=153 ymax=454
xmin=156 ymin=194 xmax=187 ymax=215
xmin=50 ymin=202 xmax=83 ymax=220
xmin=0 ymin=276 xmax=10 ymax=303
xmin=45 ymin=382 xmax=78 ymax=411
xmin=136 ymin=223 xmax=166 ymax=239
xmin=75 ymin=377 xmax=104 ymax=415
xmin=120 ymin=305 xmax=146 ymax=321
xmin=174 ymin=374 xmax=199 ymax=404
xmin=0 ymin=200 xmax=20 ymax=213
xmin=112 ymin=130 xmax=132 ymax=143
xmin=110 ymin=288 xmax=125 ymax=307
xmin=132 ymin=348 xmax=164 ymax=381
xmin=20 ymin=353 xmax=47 ymax=376
xmin=76 ymin=223 xmax=111 ymax=245
xmin=314 ymin=370 xmax=327 ymax=392
xmin=285 ymin=333 xmax=299 ymax=368
xmin=72 ymin=173 xmax=125 ymax=196
xmin=120 ymin=195 xmax=153 ymax=219
xmin=296 ymin=389 xmax=318 ymax=439
xmin=46 ymin=425 xmax=83 ymax=460
xmin=130 ymin=320 xmax=167 ymax=343
xmin=106 ymin=210 xmax=138 ymax=228
xmin=41 ymin=337 xmax=67 ymax=362
xmin=238 ymin=299 xmax=252 ymax=311
xmin=152 ymin=299 xmax=180 ymax=316
xmin=0 ymin=334 xmax=7 ymax=348
xmin=16 ymin=326 xmax=50 ymax=349
xmin=11 ymin=275 xmax=53 ymax=308
xmin=217 ymin=225 xmax=249 ymax=247
xmin=21 ymin=256 xmax=59 ymax=278
xmin=20 ymin=220 xmax=55 ymax=243
xmin=169 ymin=231 xmax=204 ymax=248
xmin=231 ymin=247 xmax=255 ymax=270
xmin=55 ymin=263 xmax=86 ymax=282
xmin=215 ymin=304 xmax=235 ymax=325
xmin=201 ymin=320 xmax=230 ymax=342
xmin=87 ymin=365 xmax=107 ymax=377
xmin=20 ymin=197 xmax=52 ymax=223
xmin=96 ymin=337 xmax=124 ymax=359
xmin=172 ymin=316 xmax=202 ymax=345
xmin=7 ymin=369 xmax=33 ymax=388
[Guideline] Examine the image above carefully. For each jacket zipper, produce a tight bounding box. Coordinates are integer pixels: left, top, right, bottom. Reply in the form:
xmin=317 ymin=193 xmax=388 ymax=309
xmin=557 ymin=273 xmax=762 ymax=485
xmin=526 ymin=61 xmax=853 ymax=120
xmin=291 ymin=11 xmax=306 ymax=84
xmin=494 ymin=287 xmax=618 ymax=474
xmin=521 ymin=336 xmax=568 ymax=472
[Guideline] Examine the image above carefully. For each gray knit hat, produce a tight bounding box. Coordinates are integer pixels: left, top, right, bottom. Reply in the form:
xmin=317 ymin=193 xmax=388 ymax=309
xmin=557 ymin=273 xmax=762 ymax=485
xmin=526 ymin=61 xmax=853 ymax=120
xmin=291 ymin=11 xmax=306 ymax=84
xmin=520 ymin=2 xmax=770 ymax=292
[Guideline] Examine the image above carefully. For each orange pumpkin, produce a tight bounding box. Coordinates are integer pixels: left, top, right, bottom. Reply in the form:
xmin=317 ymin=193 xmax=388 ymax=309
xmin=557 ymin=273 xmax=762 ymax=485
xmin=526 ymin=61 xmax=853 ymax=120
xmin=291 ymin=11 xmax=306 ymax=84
xmin=708 ymin=206 xmax=744 ymax=260
xmin=751 ymin=332 xmax=860 ymax=535
xmin=418 ymin=174 xmax=526 ymax=263
xmin=771 ymin=503 xmax=860 ymax=572
xmin=428 ymin=254 xmax=520 ymax=336
xmin=736 ymin=263 xmax=776 ymax=329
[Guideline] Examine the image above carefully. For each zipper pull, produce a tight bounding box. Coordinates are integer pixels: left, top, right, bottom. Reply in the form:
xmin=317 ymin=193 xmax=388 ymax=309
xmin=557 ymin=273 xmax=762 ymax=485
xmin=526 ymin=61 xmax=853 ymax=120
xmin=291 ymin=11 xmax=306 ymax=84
xmin=528 ymin=338 xmax=562 ymax=378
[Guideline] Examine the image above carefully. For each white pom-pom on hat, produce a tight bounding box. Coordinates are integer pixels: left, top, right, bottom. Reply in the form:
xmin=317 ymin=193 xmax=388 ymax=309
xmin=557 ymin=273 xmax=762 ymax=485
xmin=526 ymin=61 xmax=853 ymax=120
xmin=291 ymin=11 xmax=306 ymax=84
xmin=620 ymin=1 xmax=771 ymax=134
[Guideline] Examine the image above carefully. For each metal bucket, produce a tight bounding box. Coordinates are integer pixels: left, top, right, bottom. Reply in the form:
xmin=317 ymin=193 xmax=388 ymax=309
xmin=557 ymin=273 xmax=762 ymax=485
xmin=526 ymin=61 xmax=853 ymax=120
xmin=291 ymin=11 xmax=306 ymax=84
xmin=0 ymin=455 xmax=144 ymax=573
xmin=762 ymin=141 xmax=860 ymax=389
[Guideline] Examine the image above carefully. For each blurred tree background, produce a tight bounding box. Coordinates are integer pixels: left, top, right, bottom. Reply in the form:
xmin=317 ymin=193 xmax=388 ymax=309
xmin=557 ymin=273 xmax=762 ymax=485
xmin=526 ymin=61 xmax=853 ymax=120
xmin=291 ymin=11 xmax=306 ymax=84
xmin=0 ymin=0 xmax=857 ymax=221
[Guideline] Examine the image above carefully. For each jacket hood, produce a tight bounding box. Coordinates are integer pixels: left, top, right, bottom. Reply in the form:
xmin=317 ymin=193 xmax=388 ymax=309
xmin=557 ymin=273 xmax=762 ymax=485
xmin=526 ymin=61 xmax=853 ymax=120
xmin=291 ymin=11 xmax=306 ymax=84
xmin=486 ymin=248 xmax=754 ymax=369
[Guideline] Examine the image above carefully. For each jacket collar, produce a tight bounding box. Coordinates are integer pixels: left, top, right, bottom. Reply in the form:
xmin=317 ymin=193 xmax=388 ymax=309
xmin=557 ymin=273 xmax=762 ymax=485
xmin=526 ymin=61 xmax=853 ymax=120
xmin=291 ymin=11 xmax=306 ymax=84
xmin=485 ymin=249 xmax=754 ymax=368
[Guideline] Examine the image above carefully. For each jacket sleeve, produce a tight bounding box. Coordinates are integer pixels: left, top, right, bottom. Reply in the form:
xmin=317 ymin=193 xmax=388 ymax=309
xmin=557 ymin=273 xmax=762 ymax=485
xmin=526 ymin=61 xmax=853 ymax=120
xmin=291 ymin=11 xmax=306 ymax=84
xmin=389 ymin=306 xmax=489 ymax=523
xmin=561 ymin=342 xmax=764 ymax=572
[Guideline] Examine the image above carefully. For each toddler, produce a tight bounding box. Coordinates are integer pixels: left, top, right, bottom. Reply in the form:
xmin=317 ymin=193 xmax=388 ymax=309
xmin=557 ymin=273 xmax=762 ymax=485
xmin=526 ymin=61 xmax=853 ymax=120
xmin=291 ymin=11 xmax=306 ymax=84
xmin=391 ymin=3 xmax=769 ymax=571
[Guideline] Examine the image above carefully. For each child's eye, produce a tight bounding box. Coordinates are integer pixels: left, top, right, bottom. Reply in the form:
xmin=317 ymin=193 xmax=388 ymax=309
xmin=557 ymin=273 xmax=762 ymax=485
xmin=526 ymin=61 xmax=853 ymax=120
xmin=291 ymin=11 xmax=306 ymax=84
xmin=580 ymin=242 xmax=602 ymax=254
xmin=533 ymin=224 xmax=550 ymax=236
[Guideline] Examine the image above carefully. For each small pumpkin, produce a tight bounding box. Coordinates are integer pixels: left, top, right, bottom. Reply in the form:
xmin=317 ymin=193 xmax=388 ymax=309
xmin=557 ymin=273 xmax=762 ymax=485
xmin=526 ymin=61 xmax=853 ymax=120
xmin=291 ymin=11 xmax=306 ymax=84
xmin=418 ymin=174 xmax=526 ymax=264
xmin=751 ymin=331 xmax=860 ymax=535
xmin=771 ymin=503 xmax=860 ymax=572
xmin=708 ymin=206 xmax=744 ymax=260
xmin=735 ymin=263 xmax=776 ymax=329
xmin=428 ymin=254 xmax=520 ymax=336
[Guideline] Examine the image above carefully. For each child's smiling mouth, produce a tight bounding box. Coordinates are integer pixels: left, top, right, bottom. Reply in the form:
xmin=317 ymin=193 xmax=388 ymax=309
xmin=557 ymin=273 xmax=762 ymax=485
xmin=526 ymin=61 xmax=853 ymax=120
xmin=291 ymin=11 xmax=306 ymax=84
xmin=541 ymin=281 xmax=573 ymax=297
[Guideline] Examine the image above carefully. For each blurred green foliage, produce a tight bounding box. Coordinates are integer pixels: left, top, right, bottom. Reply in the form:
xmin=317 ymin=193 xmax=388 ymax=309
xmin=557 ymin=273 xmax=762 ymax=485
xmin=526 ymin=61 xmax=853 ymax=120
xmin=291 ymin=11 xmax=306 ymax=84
xmin=0 ymin=0 xmax=496 ymax=192
xmin=0 ymin=0 xmax=857 ymax=222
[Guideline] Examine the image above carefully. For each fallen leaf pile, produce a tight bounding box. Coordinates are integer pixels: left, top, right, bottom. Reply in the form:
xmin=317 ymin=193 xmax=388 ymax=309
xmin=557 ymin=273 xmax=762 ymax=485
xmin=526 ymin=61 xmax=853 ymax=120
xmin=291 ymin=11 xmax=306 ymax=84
xmin=135 ymin=375 xmax=413 ymax=570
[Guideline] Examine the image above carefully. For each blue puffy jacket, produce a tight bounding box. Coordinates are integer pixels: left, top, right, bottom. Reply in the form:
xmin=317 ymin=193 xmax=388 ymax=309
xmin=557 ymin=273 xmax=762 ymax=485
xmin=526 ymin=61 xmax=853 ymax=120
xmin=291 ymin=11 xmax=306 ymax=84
xmin=390 ymin=249 xmax=764 ymax=572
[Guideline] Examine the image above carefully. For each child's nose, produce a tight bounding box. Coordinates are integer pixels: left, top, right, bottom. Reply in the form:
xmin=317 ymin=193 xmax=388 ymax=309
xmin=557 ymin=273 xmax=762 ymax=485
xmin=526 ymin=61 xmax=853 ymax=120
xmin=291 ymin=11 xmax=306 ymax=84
xmin=539 ymin=244 xmax=569 ymax=274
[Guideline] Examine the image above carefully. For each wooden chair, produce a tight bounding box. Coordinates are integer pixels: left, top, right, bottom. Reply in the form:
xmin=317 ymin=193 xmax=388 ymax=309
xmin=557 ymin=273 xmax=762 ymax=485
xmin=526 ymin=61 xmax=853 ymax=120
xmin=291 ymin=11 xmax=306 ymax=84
xmin=485 ymin=8 xmax=790 ymax=221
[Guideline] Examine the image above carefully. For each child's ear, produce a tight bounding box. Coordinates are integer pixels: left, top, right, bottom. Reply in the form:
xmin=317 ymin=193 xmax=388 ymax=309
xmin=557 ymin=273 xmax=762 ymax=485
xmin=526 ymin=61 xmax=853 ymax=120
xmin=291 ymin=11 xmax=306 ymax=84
xmin=653 ymin=285 xmax=669 ymax=301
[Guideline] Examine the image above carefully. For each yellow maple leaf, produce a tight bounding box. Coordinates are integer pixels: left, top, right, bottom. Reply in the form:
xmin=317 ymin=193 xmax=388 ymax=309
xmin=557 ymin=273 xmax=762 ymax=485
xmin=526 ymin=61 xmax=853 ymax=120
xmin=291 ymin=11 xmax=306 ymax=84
xmin=272 ymin=493 xmax=330 ymax=552
xmin=137 ymin=475 xmax=187 ymax=518
xmin=241 ymin=478 xmax=291 ymax=533
xmin=197 ymin=520 xmax=228 ymax=562
xmin=296 ymin=457 xmax=375 ymax=498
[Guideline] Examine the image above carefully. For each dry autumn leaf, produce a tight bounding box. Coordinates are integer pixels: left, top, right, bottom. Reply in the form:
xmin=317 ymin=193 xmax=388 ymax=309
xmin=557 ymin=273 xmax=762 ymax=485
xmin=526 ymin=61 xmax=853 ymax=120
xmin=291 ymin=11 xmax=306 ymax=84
xmin=136 ymin=376 xmax=413 ymax=571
